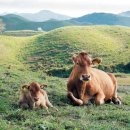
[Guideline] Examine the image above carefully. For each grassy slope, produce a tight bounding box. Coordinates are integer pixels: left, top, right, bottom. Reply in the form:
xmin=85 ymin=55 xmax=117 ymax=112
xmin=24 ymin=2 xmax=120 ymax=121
xmin=0 ymin=35 xmax=28 ymax=65
xmin=24 ymin=26 xmax=130 ymax=77
xmin=0 ymin=26 xmax=130 ymax=130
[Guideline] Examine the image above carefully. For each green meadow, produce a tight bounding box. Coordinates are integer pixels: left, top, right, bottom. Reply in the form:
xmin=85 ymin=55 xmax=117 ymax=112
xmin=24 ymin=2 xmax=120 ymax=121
xmin=2 ymin=30 xmax=45 ymax=37
xmin=0 ymin=26 xmax=130 ymax=130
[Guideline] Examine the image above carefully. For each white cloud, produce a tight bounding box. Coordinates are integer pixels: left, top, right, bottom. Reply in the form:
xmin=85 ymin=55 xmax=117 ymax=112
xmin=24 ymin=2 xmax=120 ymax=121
xmin=0 ymin=0 xmax=130 ymax=16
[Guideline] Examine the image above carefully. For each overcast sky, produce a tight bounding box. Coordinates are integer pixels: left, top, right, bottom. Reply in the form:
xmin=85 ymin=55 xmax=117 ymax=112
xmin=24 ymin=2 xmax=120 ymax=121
xmin=0 ymin=0 xmax=130 ymax=17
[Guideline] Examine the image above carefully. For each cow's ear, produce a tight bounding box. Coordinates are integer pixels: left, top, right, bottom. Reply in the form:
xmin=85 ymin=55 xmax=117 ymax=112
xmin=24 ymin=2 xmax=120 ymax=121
xmin=92 ymin=58 xmax=102 ymax=65
xmin=72 ymin=54 xmax=77 ymax=64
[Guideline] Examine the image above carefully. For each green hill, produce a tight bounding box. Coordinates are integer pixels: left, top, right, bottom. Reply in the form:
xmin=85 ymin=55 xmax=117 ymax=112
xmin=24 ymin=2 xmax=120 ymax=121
xmin=23 ymin=26 xmax=130 ymax=77
xmin=1 ymin=26 xmax=130 ymax=76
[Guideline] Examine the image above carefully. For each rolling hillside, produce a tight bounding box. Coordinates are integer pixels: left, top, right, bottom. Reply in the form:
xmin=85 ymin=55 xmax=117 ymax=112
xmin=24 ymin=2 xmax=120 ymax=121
xmin=0 ymin=26 xmax=130 ymax=130
xmin=0 ymin=25 xmax=130 ymax=75
xmin=22 ymin=26 xmax=130 ymax=77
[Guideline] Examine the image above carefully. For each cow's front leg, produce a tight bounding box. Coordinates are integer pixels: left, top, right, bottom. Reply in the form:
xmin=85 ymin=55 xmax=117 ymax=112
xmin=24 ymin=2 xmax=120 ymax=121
xmin=95 ymin=91 xmax=105 ymax=105
xmin=82 ymin=94 xmax=91 ymax=105
xmin=67 ymin=91 xmax=83 ymax=106
xmin=77 ymin=85 xmax=91 ymax=105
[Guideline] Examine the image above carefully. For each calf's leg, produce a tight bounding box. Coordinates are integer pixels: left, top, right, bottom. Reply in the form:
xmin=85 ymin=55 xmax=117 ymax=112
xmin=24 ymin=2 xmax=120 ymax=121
xmin=45 ymin=94 xmax=58 ymax=111
xmin=41 ymin=102 xmax=50 ymax=113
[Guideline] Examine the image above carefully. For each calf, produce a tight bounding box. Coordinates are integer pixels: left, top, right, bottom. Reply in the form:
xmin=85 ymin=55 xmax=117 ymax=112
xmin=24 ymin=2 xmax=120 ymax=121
xmin=28 ymin=82 xmax=58 ymax=112
xmin=67 ymin=52 xmax=121 ymax=105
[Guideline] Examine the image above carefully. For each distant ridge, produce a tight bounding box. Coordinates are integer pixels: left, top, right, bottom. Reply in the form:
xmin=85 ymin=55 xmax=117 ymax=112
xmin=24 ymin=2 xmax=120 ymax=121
xmin=17 ymin=10 xmax=72 ymax=22
xmin=0 ymin=14 xmax=76 ymax=31
xmin=119 ymin=11 xmax=130 ymax=17
xmin=1 ymin=12 xmax=130 ymax=31
xmin=72 ymin=12 xmax=130 ymax=26
xmin=1 ymin=14 xmax=29 ymax=21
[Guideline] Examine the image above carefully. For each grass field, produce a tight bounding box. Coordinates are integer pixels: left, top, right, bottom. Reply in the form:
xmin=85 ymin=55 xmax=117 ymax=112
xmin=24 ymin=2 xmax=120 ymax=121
xmin=2 ymin=30 xmax=45 ymax=37
xmin=117 ymin=75 xmax=130 ymax=86
xmin=22 ymin=26 xmax=130 ymax=77
xmin=0 ymin=26 xmax=130 ymax=130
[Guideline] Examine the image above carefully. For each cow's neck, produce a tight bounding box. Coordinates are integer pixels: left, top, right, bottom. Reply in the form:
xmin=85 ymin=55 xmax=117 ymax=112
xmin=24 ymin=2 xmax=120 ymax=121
xmin=76 ymin=79 xmax=90 ymax=100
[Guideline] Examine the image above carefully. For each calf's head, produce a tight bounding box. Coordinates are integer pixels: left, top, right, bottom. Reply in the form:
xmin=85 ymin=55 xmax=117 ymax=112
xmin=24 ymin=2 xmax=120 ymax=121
xmin=72 ymin=52 xmax=102 ymax=82
xmin=28 ymin=82 xmax=47 ymax=101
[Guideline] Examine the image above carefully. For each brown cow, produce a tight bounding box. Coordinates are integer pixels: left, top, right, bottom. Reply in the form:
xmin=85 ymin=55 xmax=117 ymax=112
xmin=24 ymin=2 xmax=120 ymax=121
xmin=67 ymin=52 xmax=121 ymax=106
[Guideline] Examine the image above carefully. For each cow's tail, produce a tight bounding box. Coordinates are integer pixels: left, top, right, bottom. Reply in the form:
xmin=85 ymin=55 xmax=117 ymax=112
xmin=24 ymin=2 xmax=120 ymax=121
xmin=107 ymin=73 xmax=121 ymax=105
xmin=112 ymin=79 xmax=122 ymax=105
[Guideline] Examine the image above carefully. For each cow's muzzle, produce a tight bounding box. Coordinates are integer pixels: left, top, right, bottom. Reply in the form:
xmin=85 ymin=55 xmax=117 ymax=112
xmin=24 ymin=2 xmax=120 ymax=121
xmin=81 ymin=74 xmax=91 ymax=82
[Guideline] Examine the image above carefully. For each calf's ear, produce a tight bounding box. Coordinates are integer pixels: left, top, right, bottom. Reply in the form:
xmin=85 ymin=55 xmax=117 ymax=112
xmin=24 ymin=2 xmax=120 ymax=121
xmin=21 ymin=85 xmax=25 ymax=89
xmin=27 ymin=85 xmax=30 ymax=89
xmin=40 ymin=84 xmax=48 ymax=88
xmin=72 ymin=54 xmax=77 ymax=64
xmin=92 ymin=58 xmax=102 ymax=65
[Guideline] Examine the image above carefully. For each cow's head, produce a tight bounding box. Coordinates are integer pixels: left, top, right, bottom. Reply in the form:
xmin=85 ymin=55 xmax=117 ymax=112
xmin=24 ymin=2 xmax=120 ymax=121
xmin=72 ymin=52 xmax=102 ymax=82
xmin=28 ymin=82 xmax=47 ymax=101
